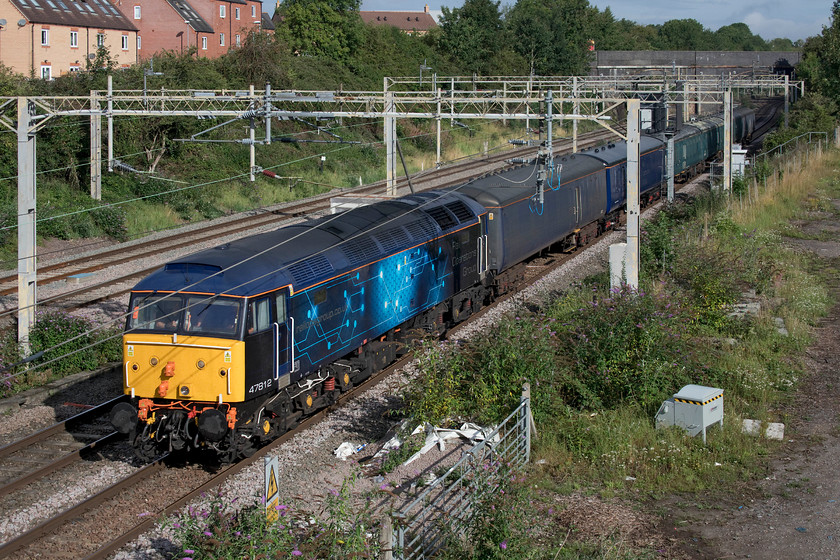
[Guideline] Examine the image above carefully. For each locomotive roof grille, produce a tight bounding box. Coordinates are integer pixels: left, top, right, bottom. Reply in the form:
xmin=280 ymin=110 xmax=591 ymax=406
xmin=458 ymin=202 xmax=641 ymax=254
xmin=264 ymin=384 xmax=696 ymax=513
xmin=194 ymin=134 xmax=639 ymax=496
xmin=288 ymin=254 xmax=334 ymax=286
xmin=374 ymin=227 xmax=410 ymax=253
xmin=444 ymin=200 xmax=474 ymax=222
xmin=341 ymin=236 xmax=379 ymax=266
xmin=426 ymin=206 xmax=457 ymax=230
xmin=404 ymin=218 xmax=437 ymax=241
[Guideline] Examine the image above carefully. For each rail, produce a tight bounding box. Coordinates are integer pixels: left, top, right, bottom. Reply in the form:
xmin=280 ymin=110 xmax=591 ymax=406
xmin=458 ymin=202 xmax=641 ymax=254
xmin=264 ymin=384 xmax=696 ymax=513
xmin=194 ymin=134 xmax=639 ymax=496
xmin=389 ymin=384 xmax=533 ymax=560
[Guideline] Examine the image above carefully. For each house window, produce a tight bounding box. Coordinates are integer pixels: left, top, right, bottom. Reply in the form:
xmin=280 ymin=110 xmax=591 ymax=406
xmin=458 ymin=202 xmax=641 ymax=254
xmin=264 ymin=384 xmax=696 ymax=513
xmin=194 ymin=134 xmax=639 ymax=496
xmin=251 ymin=5 xmax=255 ymax=18
xmin=70 ymin=31 xmax=78 ymax=47
xmin=219 ymin=32 xmax=224 ymax=46
xmin=40 ymin=65 xmax=51 ymax=80
xmin=133 ymin=5 xmax=140 ymax=19
xmin=41 ymin=29 xmax=49 ymax=46
xmin=137 ymin=35 xmax=141 ymax=50
xmin=69 ymin=65 xmax=80 ymax=73
xmin=121 ymin=35 xmax=128 ymax=50
xmin=219 ymin=4 xmax=225 ymax=18
xmin=201 ymin=36 xmax=207 ymax=50
xmin=96 ymin=33 xmax=105 ymax=47
xmin=234 ymin=7 xmax=239 ymax=19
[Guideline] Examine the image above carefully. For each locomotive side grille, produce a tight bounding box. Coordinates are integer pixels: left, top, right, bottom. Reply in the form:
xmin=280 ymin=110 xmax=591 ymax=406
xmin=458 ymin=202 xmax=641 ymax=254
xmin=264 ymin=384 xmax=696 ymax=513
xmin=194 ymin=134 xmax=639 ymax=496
xmin=375 ymin=227 xmax=410 ymax=254
xmin=288 ymin=254 xmax=334 ymax=285
xmin=405 ymin=218 xmax=437 ymax=242
xmin=341 ymin=237 xmax=378 ymax=266
xmin=425 ymin=207 xmax=457 ymax=230
xmin=444 ymin=201 xmax=475 ymax=222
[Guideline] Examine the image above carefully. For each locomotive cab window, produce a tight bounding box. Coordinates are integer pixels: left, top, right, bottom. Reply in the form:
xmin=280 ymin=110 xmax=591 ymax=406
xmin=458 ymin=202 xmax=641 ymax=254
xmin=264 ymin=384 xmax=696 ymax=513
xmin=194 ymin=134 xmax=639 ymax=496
xmin=247 ymin=297 xmax=272 ymax=334
xmin=127 ymin=294 xmax=181 ymax=332
xmin=184 ymin=296 xmax=241 ymax=337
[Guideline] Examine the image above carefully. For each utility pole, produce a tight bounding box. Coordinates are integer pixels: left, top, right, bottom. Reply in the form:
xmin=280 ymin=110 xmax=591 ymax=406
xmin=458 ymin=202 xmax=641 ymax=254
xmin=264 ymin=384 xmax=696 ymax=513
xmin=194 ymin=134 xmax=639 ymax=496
xmin=625 ymin=99 xmax=640 ymax=290
xmin=17 ymin=98 xmax=36 ymax=352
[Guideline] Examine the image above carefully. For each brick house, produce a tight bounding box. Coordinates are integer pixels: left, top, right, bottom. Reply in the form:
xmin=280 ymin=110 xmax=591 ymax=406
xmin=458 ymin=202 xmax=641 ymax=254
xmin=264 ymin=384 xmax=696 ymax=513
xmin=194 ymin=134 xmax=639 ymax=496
xmin=110 ymin=0 xmax=262 ymax=59
xmin=0 ymin=0 xmax=138 ymax=77
xmin=359 ymin=4 xmax=436 ymax=35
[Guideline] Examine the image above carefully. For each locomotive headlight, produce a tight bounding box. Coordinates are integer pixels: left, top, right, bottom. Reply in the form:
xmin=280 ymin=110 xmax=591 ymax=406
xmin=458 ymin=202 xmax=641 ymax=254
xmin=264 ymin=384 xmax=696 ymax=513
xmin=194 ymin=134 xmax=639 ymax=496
xmin=149 ymin=357 xmax=159 ymax=366
xmin=179 ymin=385 xmax=190 ymax=396
xmin=131 ymin=363 xmax=139 ymax=371
xmin=196 ymin=359 xmax=206 ymax=370
xmin=219 ymin=369 xmax=227 ymax=377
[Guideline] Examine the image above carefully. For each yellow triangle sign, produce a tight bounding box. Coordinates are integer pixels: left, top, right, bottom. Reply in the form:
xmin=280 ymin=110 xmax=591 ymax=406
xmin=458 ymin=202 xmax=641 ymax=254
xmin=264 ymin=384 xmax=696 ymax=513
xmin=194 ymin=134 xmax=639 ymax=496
xmin=267 ymin=465 xmax=279 ymax=499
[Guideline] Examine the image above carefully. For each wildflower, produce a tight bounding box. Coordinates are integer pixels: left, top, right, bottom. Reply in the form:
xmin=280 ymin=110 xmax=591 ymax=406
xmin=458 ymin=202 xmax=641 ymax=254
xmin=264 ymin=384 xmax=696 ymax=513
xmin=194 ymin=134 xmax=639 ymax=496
xmin=292 ymin=551 xmax=303 ymax=557
xmin=183 ymin=550 xmax=195 ymax=555
xmin=203 ymin=531 xmax=213 ymax=537
xmin=500 ymin=540 xmax=508 ymax=550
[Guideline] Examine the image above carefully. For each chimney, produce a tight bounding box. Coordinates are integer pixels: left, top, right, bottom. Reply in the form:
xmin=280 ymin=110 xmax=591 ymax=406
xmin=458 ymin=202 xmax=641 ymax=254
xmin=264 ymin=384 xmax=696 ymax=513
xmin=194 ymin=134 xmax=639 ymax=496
xmin=424 ymin=3 xmax=429 ymax=12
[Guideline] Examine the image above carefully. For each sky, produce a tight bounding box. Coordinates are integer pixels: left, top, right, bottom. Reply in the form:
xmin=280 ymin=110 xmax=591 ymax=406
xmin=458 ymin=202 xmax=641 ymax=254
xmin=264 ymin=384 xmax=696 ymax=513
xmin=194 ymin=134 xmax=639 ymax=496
xmin=350 ymin=0 xmax=830 ymax=42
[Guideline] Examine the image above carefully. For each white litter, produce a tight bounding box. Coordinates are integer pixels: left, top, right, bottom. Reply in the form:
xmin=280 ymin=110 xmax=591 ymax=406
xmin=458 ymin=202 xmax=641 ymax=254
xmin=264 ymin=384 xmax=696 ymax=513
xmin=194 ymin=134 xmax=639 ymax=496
xmin=333 ymin=442 xmax=367 ymax=461
xmin=404 ymin=422 xmax=497 ymax=465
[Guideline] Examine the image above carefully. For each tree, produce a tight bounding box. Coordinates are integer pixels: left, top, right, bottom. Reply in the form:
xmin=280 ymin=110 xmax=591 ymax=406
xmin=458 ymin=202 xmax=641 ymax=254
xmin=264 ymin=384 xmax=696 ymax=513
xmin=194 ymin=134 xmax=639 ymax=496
xmin=714 ymin=23 xmax=767 ymax=51
xmin=653 ymin=19 xmax=712 ymax=50
xmin=798 ymin=1 xmax=840 ymax=104
xmin=438 ymin=0 xmax=505 ymax=75
xmin=506 ymin=0 xmax=596 ymax=76
xmin=276 ymin=0 xmax=363 ymax=61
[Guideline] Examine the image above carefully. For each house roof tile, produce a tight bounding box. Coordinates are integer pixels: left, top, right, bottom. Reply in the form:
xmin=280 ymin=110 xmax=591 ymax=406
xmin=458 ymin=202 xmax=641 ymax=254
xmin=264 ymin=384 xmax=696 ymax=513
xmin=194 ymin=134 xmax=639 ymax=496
xmin=9 ymin=0 xmax=138 ymax=31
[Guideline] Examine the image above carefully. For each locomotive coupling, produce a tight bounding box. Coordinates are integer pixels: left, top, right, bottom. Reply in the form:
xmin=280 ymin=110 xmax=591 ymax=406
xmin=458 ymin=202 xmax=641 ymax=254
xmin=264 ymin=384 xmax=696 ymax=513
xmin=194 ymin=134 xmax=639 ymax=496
xmin=197 ymin=408 xmax=229 ymax=442
xmin=110 ymin=402 xmax=139 ymax=434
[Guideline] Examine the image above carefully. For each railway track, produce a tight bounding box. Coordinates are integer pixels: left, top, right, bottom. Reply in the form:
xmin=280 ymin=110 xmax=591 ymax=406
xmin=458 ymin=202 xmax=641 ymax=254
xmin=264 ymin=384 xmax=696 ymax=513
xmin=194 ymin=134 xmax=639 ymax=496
xmin=0 ymin=395 xmax=125 ymax=500
xmin=0 ymin=166 xmax=713 ymax=559
xmin=0 ymin=127 xmax=621 ymax=319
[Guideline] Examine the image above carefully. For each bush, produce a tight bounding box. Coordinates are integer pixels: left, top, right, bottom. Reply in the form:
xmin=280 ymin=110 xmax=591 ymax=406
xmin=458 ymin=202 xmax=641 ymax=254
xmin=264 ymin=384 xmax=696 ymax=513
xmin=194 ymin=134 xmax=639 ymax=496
xmin=27 ymin=311 xmax=121 ymax=377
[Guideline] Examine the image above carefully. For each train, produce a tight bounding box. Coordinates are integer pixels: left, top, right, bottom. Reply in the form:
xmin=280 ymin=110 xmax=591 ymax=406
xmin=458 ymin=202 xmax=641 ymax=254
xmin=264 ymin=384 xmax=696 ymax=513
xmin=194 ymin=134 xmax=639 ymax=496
xmin=110 ymin=107 xmax=755 ymax=462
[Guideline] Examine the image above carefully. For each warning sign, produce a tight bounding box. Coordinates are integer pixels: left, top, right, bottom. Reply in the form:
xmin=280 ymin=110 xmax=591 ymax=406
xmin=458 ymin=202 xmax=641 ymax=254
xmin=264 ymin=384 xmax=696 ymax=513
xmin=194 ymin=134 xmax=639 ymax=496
xmin=264 ymin=456 xmax=279 ymax=524
xmin=224 ymin=350 xmax=232 ymax=363
xmin=127 ymin=345 xmax=134 ymax=357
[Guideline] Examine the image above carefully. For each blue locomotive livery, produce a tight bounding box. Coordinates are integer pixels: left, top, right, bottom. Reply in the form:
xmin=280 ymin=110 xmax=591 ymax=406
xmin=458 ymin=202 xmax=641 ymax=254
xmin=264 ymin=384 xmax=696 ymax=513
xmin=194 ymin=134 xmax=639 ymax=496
xmin=110 ymin=107 xmax=755 ymax=462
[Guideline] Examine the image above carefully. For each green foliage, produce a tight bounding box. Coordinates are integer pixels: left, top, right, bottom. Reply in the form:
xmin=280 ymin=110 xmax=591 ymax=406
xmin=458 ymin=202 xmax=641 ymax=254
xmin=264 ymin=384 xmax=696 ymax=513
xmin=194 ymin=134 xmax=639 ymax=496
xmin=438 ymin=462 xmax=534 ymax=559
xmin=28 ymin=311 xmax=120 ymax=375
xmin=277 ymin=0 xmax=364 ymax=61
xmin=506 ymin=0 xmax=595 ymax=76
xmin=438 ymin=0 xmax=506 ymax=75
xmin=172 ymin=479 xmax=379 ymax=559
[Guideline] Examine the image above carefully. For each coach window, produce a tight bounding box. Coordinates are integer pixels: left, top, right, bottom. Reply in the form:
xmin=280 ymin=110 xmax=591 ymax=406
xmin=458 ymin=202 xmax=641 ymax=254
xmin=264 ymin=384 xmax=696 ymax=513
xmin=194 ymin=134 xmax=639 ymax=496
xmin=247 ymin=297 xmax=272 ymax=334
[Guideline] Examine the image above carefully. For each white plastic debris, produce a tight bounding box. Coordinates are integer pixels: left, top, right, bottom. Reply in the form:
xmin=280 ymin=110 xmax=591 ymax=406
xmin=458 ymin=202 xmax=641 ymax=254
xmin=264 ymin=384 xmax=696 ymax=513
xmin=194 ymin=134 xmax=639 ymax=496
xmin=334 ymin=441 xmax=366 ymax=461
xmin=404 ymin=422 xmax=497 ymax=466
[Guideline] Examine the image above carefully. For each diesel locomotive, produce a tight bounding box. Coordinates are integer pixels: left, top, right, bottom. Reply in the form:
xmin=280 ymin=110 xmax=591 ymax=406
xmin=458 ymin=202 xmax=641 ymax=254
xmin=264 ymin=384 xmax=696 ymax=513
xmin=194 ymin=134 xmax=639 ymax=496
xmin=110 ymin=107 xmax=755 ymax=462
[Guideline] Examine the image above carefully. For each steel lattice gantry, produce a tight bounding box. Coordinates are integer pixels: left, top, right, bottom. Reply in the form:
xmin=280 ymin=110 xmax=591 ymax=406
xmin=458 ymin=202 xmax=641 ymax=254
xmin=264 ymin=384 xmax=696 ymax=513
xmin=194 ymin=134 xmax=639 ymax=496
xmin=0 ymin=73 xmax=797 ymax=350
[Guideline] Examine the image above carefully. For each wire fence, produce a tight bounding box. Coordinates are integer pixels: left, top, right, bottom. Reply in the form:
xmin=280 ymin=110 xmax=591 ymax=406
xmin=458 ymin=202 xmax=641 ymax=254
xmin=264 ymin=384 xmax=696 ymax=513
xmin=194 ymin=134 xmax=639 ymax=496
xmin=383 ymin=384 xmax=534 ymax=560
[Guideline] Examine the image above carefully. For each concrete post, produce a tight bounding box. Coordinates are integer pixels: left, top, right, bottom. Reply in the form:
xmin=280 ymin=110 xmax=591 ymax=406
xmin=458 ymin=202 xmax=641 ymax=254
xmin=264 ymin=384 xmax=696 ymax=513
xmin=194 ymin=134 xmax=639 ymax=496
xmin=784 ymin=75 xmax=789 ymax=129
xmin=609 ymin=243 xmax=627 ymax=289
xmin=572 ymin=76 xmax=579 ymax=153
xmin=107 ymin=75 xmax=113 ymax=173
xmin=249 ymin=84 xmax=256 ymax=182
xmin=89 ymin=91 xmax=101 ymax=200
xmin=436 ymin=88 xmax=441 ymax=166
xmin=666 ymin=135 xmax=675 ymax=202
xmin=17 ymin=98 xmax=36 ymax=353
xmin=723 ymin=90 xmax=732 ymax=192
xmin=625 ymin=99 xmax=640 ymax=291
xmin=265 ymin=82 xmax=272 ymax=146
xmin=384 ymin=90 xmax=397 ymax=196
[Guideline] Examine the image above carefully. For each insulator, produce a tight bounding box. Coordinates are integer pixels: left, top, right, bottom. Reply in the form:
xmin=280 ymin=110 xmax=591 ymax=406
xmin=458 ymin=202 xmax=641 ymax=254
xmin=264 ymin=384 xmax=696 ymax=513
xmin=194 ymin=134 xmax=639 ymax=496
xmin=111 ymin=159 xmax=141 ymax=173
xmin=508 ymin=158 xmax=534 ymax=164
xmin=239 ymin=109 xmax=260 ymax=119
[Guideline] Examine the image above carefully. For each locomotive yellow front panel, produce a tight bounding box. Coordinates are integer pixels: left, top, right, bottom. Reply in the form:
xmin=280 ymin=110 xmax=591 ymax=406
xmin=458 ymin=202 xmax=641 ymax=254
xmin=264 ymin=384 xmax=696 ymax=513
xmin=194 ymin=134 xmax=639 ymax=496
xmin=123 ymin=334 xmax=247 ymax=403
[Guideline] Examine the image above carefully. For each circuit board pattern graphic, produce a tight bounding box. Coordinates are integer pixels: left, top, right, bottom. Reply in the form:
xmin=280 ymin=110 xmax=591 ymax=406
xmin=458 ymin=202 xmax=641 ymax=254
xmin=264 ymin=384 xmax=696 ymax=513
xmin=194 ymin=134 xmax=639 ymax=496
xmin=290 ymin=241 xmax=451 ymax=371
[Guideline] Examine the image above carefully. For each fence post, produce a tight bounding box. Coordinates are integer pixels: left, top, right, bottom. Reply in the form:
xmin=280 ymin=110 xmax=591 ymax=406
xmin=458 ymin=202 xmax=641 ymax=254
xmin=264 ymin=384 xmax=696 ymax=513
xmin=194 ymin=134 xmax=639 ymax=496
xmin=380 ymin=516 xmax=393 ymax=560
xmin=521 ymin=383 xmax=535 ymax=461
